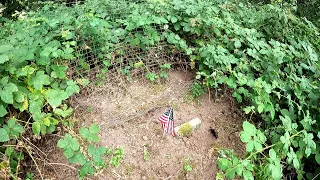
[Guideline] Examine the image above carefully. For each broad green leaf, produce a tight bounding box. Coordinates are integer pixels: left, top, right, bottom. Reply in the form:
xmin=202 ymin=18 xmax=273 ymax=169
xmin=242 ymin=121 xmax=256 ymax=136
xmin=32 ymin=122 xmax=41 ymax=136
xmin=43 ymin=118 xmax=51 ymax=126
xmin=68 ymin=153 xmax=87 ymax=165
xmin=63 ymin=147 xmax=75 ymax=158
xmin=46 ymin=89 xmax=68 ymax=107
xmin=256 ymin=130 xmax=266 ymax=143
xmin=79 ymin=162 xmax=94 ymax=177
xmin=246 ymin=141 xmax=254 ymax=152
xmin=315 ymin=153 xmax=320 ymax=165
xmin=51 ymin=65 xmax=67 ymax=79
xmin=225 ymin=168 xmax=236 ymax=179
xmin=293 ymin=158 xmax=300 ymax=169
xmin=269 ymin=164 xmax=282 ymax=179
xmin=88 ymin=134 xmax=100 ymax=143
xmin=257 ymin=104 xmax=264 ymax=113
xmin=0 ymin=76 xmax=8 ymax=85
xmin=0 ymin=54 xmax=9 ymax=64
xmin=0 ymin=128 xmax=9 ymax=142
xmin=30 ymin=71 xmax=51 ymax=90
xmin=80 ymin=128 xmax=89 ymax=139
xmin=14 ymin=91 xmax=25 ymax=103
xmin=240 ymin=131 xmax=251 ymax=143
xmin=7 ymin=118 xmax=16 ymax=128
xmin=70 ymin=138 xmax=80 ymax=151
xmin=29 ymin=99 xmax=42 ymax=115
xmin=243 ymin=170 xmax=254 ymax=180
xmin=0 ymin=45 xmax=13 ymax=53
xmin=171 ymin=16 xmax=178 ymax=23
xmin=54 ymin=107 xmax=72 ymax=118
xmin=65 ymin=80 xmax=80 ymax=96
xmin=89 ymin=124 xmax=100 ymax=134
xmin=217 ymin=158 xmax=232 ymax=171
xmin=254 ymin=141 xmax=262 ymax=151
xmin=234 ymin=40 xmax=241 ymax=48
xmin=0 ymin=104 xmax=8 ymax=117
xmin=0 ymin=83 xmax=18 ymax=104
xmin=269 ymin=149 xmax=277 ymax=160
xmin=57 ymin=139 xmax=68 ymax=148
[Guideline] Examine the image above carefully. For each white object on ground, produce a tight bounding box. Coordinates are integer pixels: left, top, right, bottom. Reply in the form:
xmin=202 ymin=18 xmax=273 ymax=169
xmin=174 ymin=118 xmax=202 ymax=136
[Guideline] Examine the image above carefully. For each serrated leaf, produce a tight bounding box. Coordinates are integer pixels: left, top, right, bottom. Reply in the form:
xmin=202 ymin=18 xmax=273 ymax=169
xmin=89 ymin=124 xmax=100 ymax=134
xmin=0 ymin=128 xmax=9 ymax=142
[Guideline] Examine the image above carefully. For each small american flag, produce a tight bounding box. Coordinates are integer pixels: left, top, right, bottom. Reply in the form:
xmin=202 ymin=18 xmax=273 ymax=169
xmin=158 ymin=107 xmax=176 ymax=136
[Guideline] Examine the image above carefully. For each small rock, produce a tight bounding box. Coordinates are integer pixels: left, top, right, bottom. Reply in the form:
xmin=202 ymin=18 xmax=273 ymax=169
xmin=132 ymin=149 xmax=137 ymax=154
xmin=143 ymin=136 xmax=148 ymax=141
xmin=142 ymin=176 xmax=147 ymax=180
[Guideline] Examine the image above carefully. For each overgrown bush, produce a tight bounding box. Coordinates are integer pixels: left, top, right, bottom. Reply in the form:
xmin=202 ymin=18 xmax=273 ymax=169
xmin=0 ymin=0 xmax=319 ymax=179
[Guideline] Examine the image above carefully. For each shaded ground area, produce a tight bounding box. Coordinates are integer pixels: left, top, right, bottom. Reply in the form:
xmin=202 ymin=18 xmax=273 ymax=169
xmin=40 ymin=70 xmax=245 ymax=179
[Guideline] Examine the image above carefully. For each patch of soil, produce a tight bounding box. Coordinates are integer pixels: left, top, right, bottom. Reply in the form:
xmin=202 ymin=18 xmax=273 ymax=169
xmin=41 ymin=70 xmax=245 ymax=179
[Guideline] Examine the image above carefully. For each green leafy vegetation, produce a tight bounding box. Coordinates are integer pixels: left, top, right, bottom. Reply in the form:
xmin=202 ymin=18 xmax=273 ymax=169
xmin=183 ymin=158 xmax=193 ymax=172
xmin=57 ymin=124 xmax=124 ymax=178
xmin=0 ymin=0 xmax=319 ymax=179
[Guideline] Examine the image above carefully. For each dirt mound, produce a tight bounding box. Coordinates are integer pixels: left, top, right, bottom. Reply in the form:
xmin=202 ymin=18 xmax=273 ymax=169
xmin=55 ymin=70 xmax=244 ymax=179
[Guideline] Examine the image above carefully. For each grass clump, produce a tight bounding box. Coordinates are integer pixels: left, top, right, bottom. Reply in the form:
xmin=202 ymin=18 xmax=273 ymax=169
xmin=177 ymin=123 xmax=193 ymax=137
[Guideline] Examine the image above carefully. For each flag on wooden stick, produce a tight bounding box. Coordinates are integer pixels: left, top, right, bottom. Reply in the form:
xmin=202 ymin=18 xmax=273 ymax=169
xmin=158 ymin=107 xmax=176 ymax=136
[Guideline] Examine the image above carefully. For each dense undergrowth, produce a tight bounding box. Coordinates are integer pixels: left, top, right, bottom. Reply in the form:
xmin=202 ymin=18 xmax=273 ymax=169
xmin=0 ymin=0 xmax=319 ymax=179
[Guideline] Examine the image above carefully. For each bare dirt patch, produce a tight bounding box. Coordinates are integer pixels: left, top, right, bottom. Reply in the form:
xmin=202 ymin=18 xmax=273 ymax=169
xmin=72 ymin=70 xmax=244 ymax=179
xmin=39 ymin=70 xmax=245 ymax=179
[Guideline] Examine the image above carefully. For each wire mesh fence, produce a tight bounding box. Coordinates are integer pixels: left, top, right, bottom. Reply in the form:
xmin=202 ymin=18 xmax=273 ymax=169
xmin=42 ymin=0 xmax=192 ymax=91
